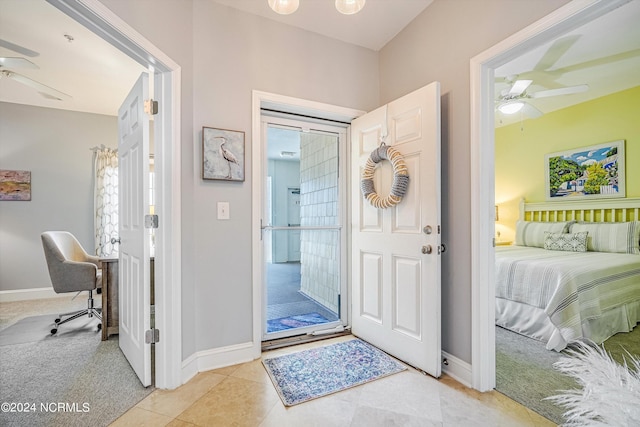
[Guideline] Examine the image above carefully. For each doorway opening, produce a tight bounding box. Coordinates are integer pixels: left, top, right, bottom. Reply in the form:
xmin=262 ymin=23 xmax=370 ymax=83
xmin=48 ymin=0 xmax=183 ymax=389
xmin=261 ymin=117 xmax=347 ymax=341
xmin=251 ymin=91 xmax=364 ymax=354
xmin=470 ymin=0 xmax=631 ymax=392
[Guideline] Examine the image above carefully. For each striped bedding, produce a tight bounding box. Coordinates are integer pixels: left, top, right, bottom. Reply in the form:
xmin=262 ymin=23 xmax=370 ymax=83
xmin=496 ymin=245 xmax=640 ymax=349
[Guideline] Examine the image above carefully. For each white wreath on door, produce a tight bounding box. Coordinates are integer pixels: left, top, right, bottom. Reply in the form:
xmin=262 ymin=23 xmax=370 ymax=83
xmin=360 ymin=144 xmax=409 ymax=209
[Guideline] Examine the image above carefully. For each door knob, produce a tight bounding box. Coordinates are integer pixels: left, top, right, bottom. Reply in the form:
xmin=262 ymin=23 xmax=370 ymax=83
xmin=110 ymin=237 xmax=121 ymax=245
xmin=422 ymin=245 xmax=432 ymax=254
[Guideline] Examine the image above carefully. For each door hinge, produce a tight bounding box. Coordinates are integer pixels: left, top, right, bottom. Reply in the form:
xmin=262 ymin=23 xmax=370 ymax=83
xmin=145 ymin=214 xmax=159 ymax=229
xmin=144 ymin=99 xmax=158 ymax=115
xmin=145 ymin=328 xmax=160 ymax=344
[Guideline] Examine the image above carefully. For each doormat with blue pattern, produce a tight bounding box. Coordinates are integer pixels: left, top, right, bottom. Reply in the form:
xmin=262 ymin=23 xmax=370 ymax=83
xmin=262 ymin=338 xmax=406 ymax=406
xmin=266 ymin=312 xmax=329 ymax=333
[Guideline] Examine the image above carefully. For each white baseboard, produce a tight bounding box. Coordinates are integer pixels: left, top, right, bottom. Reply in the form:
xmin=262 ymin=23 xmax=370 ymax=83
xmin=442 ymin=351 xmax=472 ymax=388
xmin=0 ymin=287 xmax=68 ymax=302
xmin=181 ymin=341 xmax=258 ymax=385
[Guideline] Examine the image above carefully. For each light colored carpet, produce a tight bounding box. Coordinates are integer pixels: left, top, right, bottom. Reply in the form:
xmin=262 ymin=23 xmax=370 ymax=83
xmin=496 ymin=324 xmax=640 ymax=425
xmin=0 ymin=295 xmax=152 ymax=427
xmin=0 ymin=313 xmax=100 ymax=346
xmin=496 ymin=326 xmax=574 ymax=425
xmin=267 ymin=262 xmax=338 ymax=322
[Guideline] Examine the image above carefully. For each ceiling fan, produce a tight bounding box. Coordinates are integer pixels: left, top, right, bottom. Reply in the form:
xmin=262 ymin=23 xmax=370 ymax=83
xmin=0 ymin=38 xmax=71 ymax=101
xmin=496 ymin=76 xmax=588 ymax=118
xmin=495 ymin=35 xmax=591 ymax=119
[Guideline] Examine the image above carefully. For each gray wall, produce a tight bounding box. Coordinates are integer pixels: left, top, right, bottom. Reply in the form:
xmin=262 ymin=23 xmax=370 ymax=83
xmin=378 ymin=0 xmax=571 ymax=362
xmin=0 ymin=102 xmax=117 ymax=291
xmin=90 ymin=0 xmax=573 ymax=367
xmin=98 ymin=0 xmax=378 ymax=358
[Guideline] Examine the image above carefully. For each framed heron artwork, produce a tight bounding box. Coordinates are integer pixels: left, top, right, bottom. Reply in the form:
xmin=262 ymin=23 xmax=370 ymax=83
xmin=202 ymin=126 xmax=245 ymax=181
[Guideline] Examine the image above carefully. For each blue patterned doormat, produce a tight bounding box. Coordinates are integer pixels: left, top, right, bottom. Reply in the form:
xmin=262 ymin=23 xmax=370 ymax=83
xmin=262 ymin=338 xmax=406 ymax=406
xmin=267 ymin=312 xmax=329 ymax=333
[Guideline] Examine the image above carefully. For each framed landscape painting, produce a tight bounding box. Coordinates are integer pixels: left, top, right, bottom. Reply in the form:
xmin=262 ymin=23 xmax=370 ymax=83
xmin=545 ymin=140 xmax=625 ymax=200
xmin=0 ymin=170 xmax=31 ymax=201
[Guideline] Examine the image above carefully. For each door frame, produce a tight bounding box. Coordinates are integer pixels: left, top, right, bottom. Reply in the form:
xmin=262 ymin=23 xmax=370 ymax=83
xmin=251 ymin=90 xmax=364 ymax=355
xmin=48 ymin=0 xmax=183 ymax=389
xmin=470 ymin=0 xmax=631 ymax=391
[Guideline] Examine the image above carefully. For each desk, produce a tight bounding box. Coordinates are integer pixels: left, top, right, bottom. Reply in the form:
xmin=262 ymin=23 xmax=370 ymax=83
xmin=100 ymin=258 xmax=119 ymax=340
xmin=99 ymin=257 xmax=154 ymax=341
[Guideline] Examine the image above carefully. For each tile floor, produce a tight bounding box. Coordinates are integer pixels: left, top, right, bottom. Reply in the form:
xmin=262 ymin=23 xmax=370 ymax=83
xmin=110 ymin=336 xmax=556 ymax=427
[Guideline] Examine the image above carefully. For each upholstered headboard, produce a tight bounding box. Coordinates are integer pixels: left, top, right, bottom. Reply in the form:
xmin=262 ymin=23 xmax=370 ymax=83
xmin=519 ymin=197 xmax=640 ymax=223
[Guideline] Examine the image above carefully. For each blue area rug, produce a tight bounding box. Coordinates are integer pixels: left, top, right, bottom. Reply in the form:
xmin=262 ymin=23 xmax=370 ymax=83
xmin=267 ymin=312 xmax=329 ymax=333
xmin=262 ymin=338 xmax=406 ymax=406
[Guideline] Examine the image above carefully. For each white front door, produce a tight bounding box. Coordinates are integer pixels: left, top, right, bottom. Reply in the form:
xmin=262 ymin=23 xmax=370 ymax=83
xmin=118 ymin=73 xmax=151 ymax=386
xmin=351 ymin=82 xmax=442 ymax=377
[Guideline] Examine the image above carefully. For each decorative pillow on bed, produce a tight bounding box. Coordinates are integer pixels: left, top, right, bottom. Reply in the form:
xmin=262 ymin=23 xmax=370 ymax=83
xmin=569 ymin=221 xmax=640 ymax=254
xmin=515 ymin=220 xmax=575 ymax=248
xmin=544 ymin=231 xmax=588 ymax=252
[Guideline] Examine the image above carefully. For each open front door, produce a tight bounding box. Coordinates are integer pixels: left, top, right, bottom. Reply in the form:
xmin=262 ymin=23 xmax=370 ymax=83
xmin=118 ymin=73 xmax=151 ymax=386
xmin=351 ymin=82 xmax=441 ymax=377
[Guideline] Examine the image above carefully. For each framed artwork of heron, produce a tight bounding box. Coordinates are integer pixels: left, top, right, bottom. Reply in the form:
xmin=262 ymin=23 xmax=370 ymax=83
xmin=202 ymin=126 xmax=245 ymax=181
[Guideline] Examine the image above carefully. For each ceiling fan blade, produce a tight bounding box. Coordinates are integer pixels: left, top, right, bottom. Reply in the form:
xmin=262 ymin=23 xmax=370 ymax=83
xmin=508 ymin=79 xmax=532 ymax=96
xmin=530 ymin=84 xmax=589 ymax=98
xmin=522 ymin=102 xmax=543 ymax=119
xmin=0 ymin=57 xmax=38 ymax=69
xmin=0 ymin=39 xmax=39 ymax=57
xmin=550 ymin=48 xmax=640 ymax=75
xmin=1 ymin=70 xmax=71 ymax=101
xmin=533 ymin=35 xmax=580 ymax=71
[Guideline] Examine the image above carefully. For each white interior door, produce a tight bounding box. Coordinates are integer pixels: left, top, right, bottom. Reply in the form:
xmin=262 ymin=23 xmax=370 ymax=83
xmin=118 ymin=72 xmax=151 ymax=386
xmin=351 ymin=82 xmax=441 ymax=377
xmin=287 ymin=188 xmax=301 ymax=261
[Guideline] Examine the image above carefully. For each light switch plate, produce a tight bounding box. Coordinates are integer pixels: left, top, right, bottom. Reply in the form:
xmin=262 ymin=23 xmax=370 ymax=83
xmin=217 ymin=202 xmax=230 ymax=220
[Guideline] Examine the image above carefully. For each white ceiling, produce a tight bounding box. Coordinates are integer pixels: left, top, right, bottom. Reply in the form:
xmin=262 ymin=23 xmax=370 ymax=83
xmin=0 ymin=0 xmax=146 ymax=117
xmin=211 ymin=0 xmax=434 ymax=51
xmin=495 ymin=0 xmax=640 ymax=127
xmin=0 ymin=0 xmax=638 ymax=123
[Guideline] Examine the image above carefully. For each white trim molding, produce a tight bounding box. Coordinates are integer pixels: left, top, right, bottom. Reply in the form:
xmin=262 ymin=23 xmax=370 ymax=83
xmin=47 ymin=0 xmax=183 ymax=390
xmin=181 ymin=341 xmax=256 ymax=385
xmin=0 ymin=287 xmax=70 ymax=303
xmin=469 ymin=0 xmax=632 ymax=392
xmin=251 ymin=90 xmax=364 ymax=358
xmin=442 ymin=351 xmax=472 ymax=388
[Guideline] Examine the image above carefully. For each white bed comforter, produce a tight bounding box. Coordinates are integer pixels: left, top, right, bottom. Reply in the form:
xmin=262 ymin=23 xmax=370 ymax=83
xmin=496 ymin=246 xmax=640 ymax=349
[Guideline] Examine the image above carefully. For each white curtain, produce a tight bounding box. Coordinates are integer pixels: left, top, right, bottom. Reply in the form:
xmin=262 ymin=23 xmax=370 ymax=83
xmin=94 ymin=147 xmax=119 ymax=257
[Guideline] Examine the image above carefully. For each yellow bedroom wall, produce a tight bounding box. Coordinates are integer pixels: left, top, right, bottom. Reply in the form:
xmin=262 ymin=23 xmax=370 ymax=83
xmin=495 ymin=85 xmax=640 ymax=241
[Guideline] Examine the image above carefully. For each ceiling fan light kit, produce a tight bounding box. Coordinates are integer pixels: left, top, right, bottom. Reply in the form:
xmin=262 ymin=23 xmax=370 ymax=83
xmin=268 ymin=0 xmax=366 ymax=15
xmin=498 ymin=101 xmax=525 ymax=115
xmin=496 ymin=75 xmax=589 ymax=119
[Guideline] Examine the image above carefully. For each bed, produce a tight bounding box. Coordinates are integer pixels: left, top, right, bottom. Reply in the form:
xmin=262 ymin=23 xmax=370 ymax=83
xmin=495 ymin=198 xmax=640 ymax=351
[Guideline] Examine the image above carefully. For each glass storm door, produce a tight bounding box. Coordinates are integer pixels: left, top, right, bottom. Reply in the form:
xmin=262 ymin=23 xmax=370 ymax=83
xmin=261 ymin=117 xmax=347 ymax=340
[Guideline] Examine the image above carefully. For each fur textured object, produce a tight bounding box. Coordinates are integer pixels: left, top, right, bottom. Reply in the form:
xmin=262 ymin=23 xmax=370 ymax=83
xmin=547 ymin=342 xmax=640 ymax=426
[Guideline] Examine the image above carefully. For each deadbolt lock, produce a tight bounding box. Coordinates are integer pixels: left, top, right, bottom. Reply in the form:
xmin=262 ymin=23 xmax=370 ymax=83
xmin=422 ymin=245 xmax=432 ymax=254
